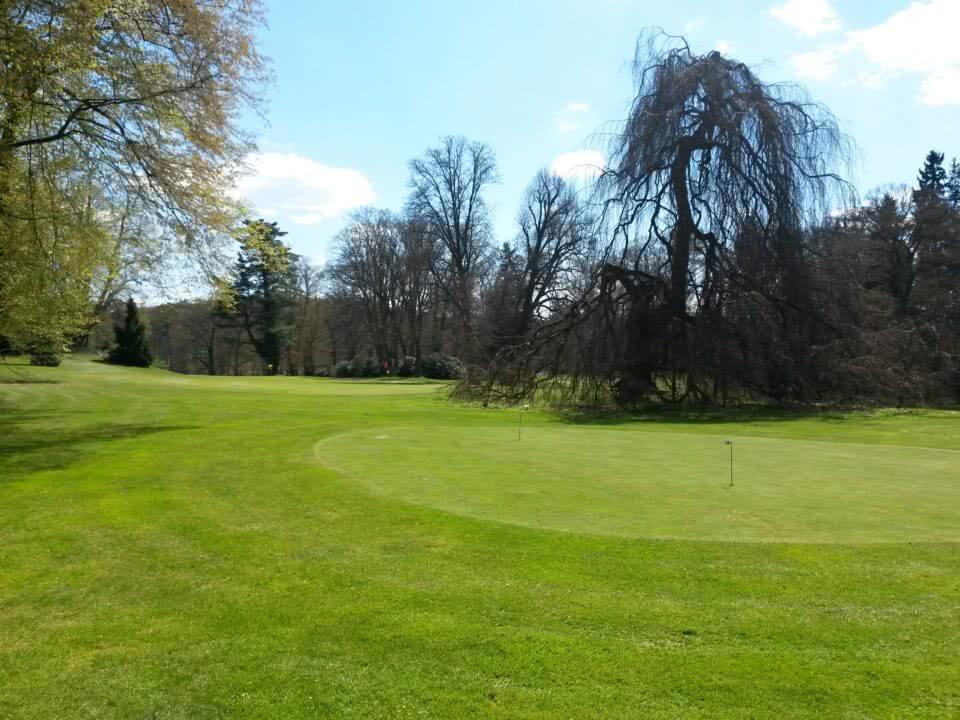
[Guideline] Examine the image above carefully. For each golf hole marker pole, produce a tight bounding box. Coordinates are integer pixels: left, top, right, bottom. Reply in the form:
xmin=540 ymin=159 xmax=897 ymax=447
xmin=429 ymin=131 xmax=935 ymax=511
xmin=722 ymin=440 xmax=734 ymax=487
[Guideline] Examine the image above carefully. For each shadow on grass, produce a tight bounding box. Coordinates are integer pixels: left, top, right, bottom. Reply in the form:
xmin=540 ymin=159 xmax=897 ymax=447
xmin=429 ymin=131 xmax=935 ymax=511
xmin=0 ymin=362 xmax=62 ymax=384
xmin=0 ymin=375 xmax=61 ymax=385
xmin=329 ymin=377 xmax=449 ymax=386
xmin=0 ymin=419 xmax=199 ymax=477
xmin=555 ymin=405 xmax=848 ymax=427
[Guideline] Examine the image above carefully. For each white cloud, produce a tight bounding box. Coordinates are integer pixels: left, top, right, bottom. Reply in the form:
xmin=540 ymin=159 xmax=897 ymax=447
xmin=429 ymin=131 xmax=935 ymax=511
xmin=919 ymin=68 xmax=960 ymax=106
xmin=565 ymin=101 xmax=590 ymax=113
xmin=233 ymin=152 xmax=376 ymax=225
xmin=684 ymin=17 xmax=706 ymax=34
xmin=787 ymin=0 xmax=960 ymax=105
xmin=551 ymin=150 xmax=605 ymax=179
xmin=715 ymin=39 xmax=732 ymax=55
xmin=791 ymin=48 xmax=840 ymax=81
xmin=771 ymin=0 xmax=841 ymax=37
xmin=845 ymin=0 xmax=960 ymax=105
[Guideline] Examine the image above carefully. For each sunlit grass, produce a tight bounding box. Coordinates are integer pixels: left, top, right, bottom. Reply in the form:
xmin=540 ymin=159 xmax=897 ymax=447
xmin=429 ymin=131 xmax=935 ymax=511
xmin=2 ymin=357 xmax=959 ymax=718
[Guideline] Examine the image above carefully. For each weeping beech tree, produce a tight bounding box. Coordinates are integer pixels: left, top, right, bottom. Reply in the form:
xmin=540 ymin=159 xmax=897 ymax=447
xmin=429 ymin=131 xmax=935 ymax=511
xmin=468 ymin=35 xmax=854 ymax=405
xmin=594 ymin=37 xmax=851 ymax=401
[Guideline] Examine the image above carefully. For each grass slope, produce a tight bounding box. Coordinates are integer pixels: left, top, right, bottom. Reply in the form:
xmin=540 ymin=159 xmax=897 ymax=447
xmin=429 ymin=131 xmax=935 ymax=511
xmin=1 ymin=357 xmax=959 ymax=718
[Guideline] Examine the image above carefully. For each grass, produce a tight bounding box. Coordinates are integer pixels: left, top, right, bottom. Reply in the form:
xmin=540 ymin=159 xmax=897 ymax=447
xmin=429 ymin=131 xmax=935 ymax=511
xmin=1 ymin=357 xmax=959 ymax=718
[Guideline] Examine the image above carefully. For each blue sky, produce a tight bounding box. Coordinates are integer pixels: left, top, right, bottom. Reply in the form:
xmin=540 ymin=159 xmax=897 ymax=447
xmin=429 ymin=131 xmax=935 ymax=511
xmin=235 ymin=0 xmax=960 ymax=265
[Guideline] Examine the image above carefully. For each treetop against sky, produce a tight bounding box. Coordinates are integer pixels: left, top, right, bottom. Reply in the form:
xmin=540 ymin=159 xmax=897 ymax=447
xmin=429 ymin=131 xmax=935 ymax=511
xmin=232 ymin=0 xmax=960 ymax=265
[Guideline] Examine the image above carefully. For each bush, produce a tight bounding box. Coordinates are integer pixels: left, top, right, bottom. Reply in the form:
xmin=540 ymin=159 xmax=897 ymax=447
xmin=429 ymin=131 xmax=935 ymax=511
xmin=420 ymin=353 xmax=464 ymax=380
xmin=334 ymin=356 xmax=384 ymax=378
xmin=334 ymin=354 xmax=462 ymax=379
xmin=26 ymin=335 xmax=64 ymax=367
xmin=361 ymin=356 xmax=384 ymax=377
xmin=396 ymin=356 xmax=417 ymax=377
xmin=29 ymin=351 xmax=62 ymax=367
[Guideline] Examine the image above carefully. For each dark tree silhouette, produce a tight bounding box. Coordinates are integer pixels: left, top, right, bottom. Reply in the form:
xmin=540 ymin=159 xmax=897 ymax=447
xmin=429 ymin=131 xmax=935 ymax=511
xmin=917 ymin=151 xmax=947 ymax=196
xmin=947 ymin=159 xmax=960 ymax=209
xmin=108 ymin=298 xmax=152 ymax=367
xmin=512 ymin=170 xmax=591 ymax=340
xmin=589 ymin=35 xmax=851 ymax=401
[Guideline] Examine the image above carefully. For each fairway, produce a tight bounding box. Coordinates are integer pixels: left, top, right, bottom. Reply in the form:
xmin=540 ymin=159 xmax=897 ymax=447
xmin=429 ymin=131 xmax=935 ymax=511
xmin=319 ymin=426 xmax=960 ymax=543
xmin=2 ymin=358 xmax=960 ymax=718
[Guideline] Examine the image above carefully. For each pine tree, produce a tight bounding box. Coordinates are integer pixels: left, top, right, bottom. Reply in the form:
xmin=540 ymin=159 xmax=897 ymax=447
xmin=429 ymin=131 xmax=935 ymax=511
xmin=912 ymin=151 xmax=957 ymax=332
xmin=108 ymin=298 xmax=153 ymax=367
xmin=226 ymin=220 xmax=297 ymax=375
xmin=946 ymin=157 xmax=960 ymax=208
xmin=917 ymin=150 xmax=947 ymax=197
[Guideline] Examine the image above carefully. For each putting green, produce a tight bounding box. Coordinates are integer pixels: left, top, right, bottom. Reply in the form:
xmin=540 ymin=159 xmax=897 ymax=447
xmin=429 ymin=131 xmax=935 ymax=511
xmin=317 ymin=425 xmax=960 ymax=543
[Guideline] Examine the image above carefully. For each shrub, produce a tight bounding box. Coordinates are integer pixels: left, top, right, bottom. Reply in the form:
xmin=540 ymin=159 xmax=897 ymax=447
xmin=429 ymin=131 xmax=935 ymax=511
xmin=396 ymin=356 xmax=417 ymax=377
xmin=29 ymin=351 xmax=62 ymax=367
xmin=420 ymin=353 xmax=464 ymax=380
xmin=334 ymin=356 xmax=384 ymax=378
xmin=26 ymin=335 xmax=64 ymax=367
xmin=360 ymin=356 xmax=383 ymax=377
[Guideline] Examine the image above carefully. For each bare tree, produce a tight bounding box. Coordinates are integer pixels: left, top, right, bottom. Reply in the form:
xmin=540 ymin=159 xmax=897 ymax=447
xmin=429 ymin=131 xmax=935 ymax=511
xmin=330 ymin=209 xmax=405 ymax=364
xmin=513 ymin=170 xmax=591 ymax=339
xmin=398 ymin=218 xmax=437 ymax=370
xmin=407 ymin=136 xmax=498 ymax=360
xmin=291 ymin=256 xmax=325 ymax=375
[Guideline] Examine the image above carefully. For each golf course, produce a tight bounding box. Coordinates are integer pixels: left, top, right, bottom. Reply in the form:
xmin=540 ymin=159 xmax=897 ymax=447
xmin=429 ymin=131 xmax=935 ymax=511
xmin=2 ymin=356 xmax=959 ymax=718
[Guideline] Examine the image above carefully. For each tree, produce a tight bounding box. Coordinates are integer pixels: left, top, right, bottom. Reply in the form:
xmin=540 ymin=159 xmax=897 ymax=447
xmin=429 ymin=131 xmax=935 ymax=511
xmin=224 ymin=220 xmax=296 ymax=375
xmin=330 ymin=210 xmax=405 ymax=364
xmin=0 ymin=0 xmax=267 ymax=351
xmin=917 ymin=151 xmax=947 ymax=197
xmin=910 ymin=154 xmax=960 ymax=354
xmin=511 ymin=170 xmax=590 ymax=341
xmin=291 ymin=257 xmax=326 ymax=375
xmin=590 ymin=36 xmax=850 ymax=401
xmin=862 ymin=190 xmax=917 ymax=317
xmin=0 ymin=150 xmax=111 ymax=354
xmin=108 ymin=297 xmax=152 ymax=367
xmin=0 ymin=0 xmax=265 ymax=229
xmin=397 ymin=219 xmax=437 ymax=371
xmin=81 ymin=194 xmax=171 ymax=347
xmin=481 ymin=243 xmax=524 ymax=355
xmin=407 ymin=136 xmax=498 ymax=360
xmin=946 ymin=158 xmax=960 ymax=208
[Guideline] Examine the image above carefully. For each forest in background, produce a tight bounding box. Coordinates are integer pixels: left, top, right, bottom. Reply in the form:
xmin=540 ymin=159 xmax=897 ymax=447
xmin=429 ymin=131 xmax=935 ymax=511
xmin=79 ymin=141 xmax=959 ymax=408
xmin=2 ymin=5 xmax=958 ymax=407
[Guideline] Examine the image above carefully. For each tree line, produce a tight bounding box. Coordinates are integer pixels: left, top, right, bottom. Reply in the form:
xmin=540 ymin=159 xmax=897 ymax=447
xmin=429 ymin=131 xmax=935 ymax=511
xmin=3 ymin=13 xmax=958 ymax=407
xmin=113 ymin=137 xmax=593 ymax=381
xmin=129 ymin=138 xmax=960 ymax=408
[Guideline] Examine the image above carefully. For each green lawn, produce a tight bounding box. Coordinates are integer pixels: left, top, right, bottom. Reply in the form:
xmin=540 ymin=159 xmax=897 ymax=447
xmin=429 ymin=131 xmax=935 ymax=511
xmin=2 ymin=357 xmax=959 ymax=718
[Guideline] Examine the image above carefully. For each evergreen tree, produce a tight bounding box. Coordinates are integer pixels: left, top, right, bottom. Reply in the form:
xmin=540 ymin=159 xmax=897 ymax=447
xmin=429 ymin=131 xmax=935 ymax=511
xmin=912 ymin=151 xmax=958 ymax=328
xmin=946 ymin=158 xmax=960 ymax=208
xmin=226 ymin=220 xmax=297 ymax=375
xmin=864 ymin=193 xmax=916 ymax=317
xmin=108 ymin=298 xmax=153 ymax=367
xmin=917 ymin=150 xmax=947 ymax=197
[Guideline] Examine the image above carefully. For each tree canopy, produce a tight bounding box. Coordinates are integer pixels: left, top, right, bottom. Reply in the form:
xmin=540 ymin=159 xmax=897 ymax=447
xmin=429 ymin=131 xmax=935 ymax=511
xmin=0 ymin=0 xmax=267 ymax=350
